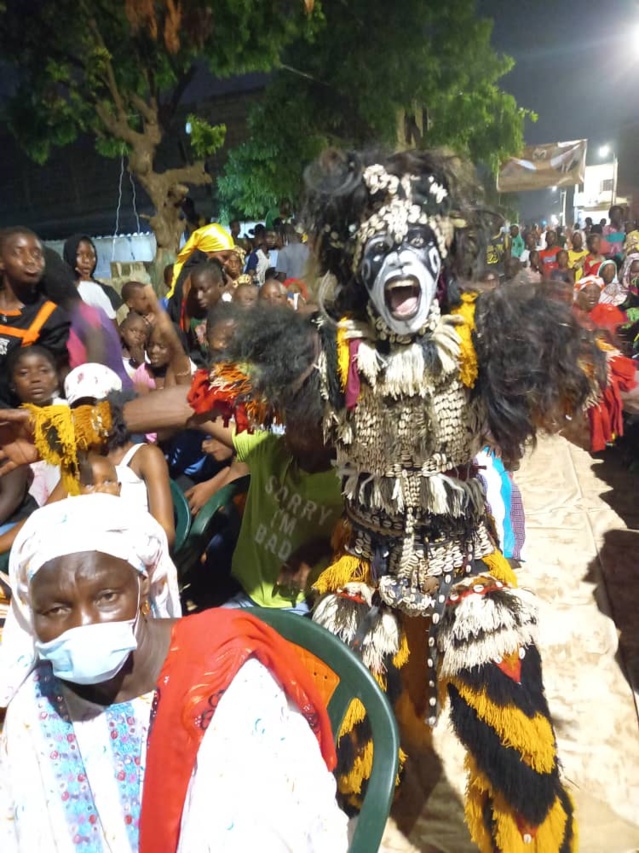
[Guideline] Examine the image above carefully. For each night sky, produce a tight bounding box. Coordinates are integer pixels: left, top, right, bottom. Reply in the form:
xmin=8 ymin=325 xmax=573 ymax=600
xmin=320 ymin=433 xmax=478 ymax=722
xmin=480 ymin=0 xmax=639 ymax=220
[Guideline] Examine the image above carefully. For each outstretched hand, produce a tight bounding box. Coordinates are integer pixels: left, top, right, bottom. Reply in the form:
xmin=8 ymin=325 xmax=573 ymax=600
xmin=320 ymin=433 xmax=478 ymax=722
xmin=0 ymin=409 xmax=37 ymax=475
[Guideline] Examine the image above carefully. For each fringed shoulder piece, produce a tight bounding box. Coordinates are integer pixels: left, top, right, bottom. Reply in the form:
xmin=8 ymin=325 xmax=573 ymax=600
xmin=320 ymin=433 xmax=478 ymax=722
xmin=186 ymin=364 xmax=273 ymax=433
xmin=24 ymin=402 xmax=113 ymax=495
xmin=450 ymin=291 xmax=479 ymax=389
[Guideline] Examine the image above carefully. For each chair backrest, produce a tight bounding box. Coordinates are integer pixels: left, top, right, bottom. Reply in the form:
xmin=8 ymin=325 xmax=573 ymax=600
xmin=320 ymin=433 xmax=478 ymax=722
xmin=169 ymin=479 xmax=191 ymax=554
xmin=253 ymin=608 xmax=399 ymax=853
xmin=172 ymin=475 xmax=249 ymax=579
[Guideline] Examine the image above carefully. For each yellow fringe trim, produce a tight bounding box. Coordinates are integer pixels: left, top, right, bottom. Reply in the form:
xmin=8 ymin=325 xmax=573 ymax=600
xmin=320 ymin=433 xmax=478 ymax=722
xmin=340 ymin=698 xmax=367 ymax=734
xmin=312 ymin=554 xmax=372 ymax=595
xmin=451 ymin=292 xmax=479 ymax=389
xmin=338 ymin=739 xmax=373 ymax=797
xmin=372 ymin=668 xmax=387 ymax=693
xmin=465 ymin=756 xmax=577 ymax=853
xmin=25 ymin=402 xmax=113 ymax=497
xmin=482 ymin=549 xmax=518 ymax=588
xmin=336 ymin=319 xmax=350 ymax=391
xmin=337 ymin=739 xmax=407 ymax=799
xmin=450 ymin=679 xmax=557 ymax=774
xmin=391 ymin=630 xmax=410 ymax=669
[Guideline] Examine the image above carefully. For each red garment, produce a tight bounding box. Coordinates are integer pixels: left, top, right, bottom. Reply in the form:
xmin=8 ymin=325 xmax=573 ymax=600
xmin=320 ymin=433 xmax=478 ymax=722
xmin=140 ymin=609 xmax=336 ymax=853
xmin=283 ymin=277 xmax=310 ymax=301
xmin=589 ymin=303 xmax=627 ymax=336
xmin=588 ymin=351 xmax=637 ymax=452
xmin=186 ymin=365 xmax=253 ymax=431
xmin=584 ymin=255 xmax=603 ymax=277
xmin=539 ymin=246 xmax=560 ymax=276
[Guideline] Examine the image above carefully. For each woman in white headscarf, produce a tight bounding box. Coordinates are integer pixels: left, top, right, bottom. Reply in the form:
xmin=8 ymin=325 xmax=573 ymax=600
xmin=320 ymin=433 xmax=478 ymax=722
xmin=0 ymin=495 xmax=346 ymax=853
xmin=0 ymin=493 xmax=181 ymax=708
xmin=598 ymin=258 xmax=628 ymax=307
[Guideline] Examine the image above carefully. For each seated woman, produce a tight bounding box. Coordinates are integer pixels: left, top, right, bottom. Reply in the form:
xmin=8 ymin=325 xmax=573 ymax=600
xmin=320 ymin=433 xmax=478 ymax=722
xmin=7 ymin=345 xmax=65 ymax=508
xmin=0 ymin=364 xmax=176 ymax=555
xmin=0 ymin=496 xmax=347 ymax=851
xmin=65 ymin=365 xmax=176 ymax=550
xmin=62 ymin=234 xmax=122 ymax=322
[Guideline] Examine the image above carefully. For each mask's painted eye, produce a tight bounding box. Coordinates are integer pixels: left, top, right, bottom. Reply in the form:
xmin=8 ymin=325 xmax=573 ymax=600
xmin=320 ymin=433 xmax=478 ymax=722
xmin=428 ymin=246 xmax=441 ymax=275
xmin=410 ymin=234 xmax=426 ymax=248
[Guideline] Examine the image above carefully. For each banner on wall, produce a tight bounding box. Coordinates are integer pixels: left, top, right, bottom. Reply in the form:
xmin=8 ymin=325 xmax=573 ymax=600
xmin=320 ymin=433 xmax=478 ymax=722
xmin=497 ymin=139 xmax=587 ymax=192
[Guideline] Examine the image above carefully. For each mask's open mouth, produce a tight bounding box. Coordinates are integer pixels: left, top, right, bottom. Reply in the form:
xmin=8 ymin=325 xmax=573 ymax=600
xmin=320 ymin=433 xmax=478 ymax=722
xmin=384 ymin=276 xmax=421 ymax=320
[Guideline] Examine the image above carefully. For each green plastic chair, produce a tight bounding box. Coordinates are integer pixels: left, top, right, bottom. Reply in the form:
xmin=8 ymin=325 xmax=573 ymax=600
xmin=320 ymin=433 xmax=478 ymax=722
xmin=253 ymin=607 xmax=399 ymax=853
xmin=169 ymin=479 xmax=191 ymax=554
xmin=172 ymin=475 xmax=250 ymax=579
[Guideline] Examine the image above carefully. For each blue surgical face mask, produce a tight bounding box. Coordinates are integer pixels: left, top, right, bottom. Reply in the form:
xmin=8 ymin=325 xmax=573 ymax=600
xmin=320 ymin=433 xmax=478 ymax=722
xmin=35 ymin=584 xmax=141 ymax=686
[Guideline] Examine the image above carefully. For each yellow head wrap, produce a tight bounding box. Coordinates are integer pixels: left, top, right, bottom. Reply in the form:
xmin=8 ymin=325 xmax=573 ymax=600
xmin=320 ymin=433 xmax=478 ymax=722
xmin=167 ymin=223 xmax=235 ymax=298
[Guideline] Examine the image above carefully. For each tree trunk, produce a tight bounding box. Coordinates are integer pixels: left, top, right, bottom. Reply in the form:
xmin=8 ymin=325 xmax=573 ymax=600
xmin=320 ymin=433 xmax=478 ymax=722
xmin=128 ymin=139 xmax=212 ymax=291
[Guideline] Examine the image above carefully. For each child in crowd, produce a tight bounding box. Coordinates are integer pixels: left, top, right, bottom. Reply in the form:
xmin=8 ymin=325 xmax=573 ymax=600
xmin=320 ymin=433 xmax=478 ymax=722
xmin=233 ymin=282 xmax=259 ymax=310
xmin=78 ymin=452 xmax=121 ymax=497
xmin=0 ymin=348 xmax=63 ymax=548
xmin=163 ymin=263 xmax=174 ymax=293
xmin=67 ymin=366 xmax=176 ymax=548
xmin=259 ymin=278 xmax=288 ymax=307
xmin=182 ymin=304 xmax=241 ymax=515
xmin=119 ymin=312 xmax=149 ymax=379
xmin=550 ymin=250 xmax=575 ymax=286
xmin=122 ymin=280 xmax=155 ymax=324
xmin=0 ymin=365 xmax=176 ymax=554
xmin=568 ymin=231 xmax=588 ymax=282
xmin=8 ymin=345 xmax=65 ymax=507
xmin=584 ymin=233 xmax=605 ymax=277
xmin=539 ymin=229 xmax=561 ymax=275
xmin=526 ymin=250 xmax=543 ymax=283
xmin=187 ymin=308 xmax=344 ymax=612
xmin=132 ymin=285 xmax=193 ymax=394
xmin=206 ymin=302 xmax=241 ymax=359
xmin=598 ymin=260 xmax=627 ymax=307
xmin=133 ymin=323 xmax=191 ymax=394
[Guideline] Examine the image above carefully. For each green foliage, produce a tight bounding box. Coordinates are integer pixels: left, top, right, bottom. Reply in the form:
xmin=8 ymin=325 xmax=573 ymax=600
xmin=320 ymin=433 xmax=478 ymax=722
xmin=186 ymin=114 xmax=226 ymax=159
xmin=0 ymin=0 xmax=318 ymax=163
xmin=217 ymin=97 xmax=330 ymax=218
xmin=219 ymin=0 xmax=533 ymax=216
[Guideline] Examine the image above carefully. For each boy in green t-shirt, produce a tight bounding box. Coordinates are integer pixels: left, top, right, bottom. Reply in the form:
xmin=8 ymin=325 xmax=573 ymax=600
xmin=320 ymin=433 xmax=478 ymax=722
xmin=200 ymin=415 xmax=343 ymax=613
xmin=227 ymin=428 xmax=343 ymax=611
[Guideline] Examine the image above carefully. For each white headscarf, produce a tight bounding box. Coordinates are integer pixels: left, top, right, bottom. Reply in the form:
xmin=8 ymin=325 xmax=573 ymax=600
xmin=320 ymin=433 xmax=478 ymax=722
xmin=598 ymin=259 xmax=630 ymax=307
xmin=0 ymin=494 xmax=182 ymax=707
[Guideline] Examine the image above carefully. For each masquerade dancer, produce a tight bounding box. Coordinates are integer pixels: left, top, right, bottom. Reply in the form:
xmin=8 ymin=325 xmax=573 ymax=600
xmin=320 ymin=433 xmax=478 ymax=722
xmin=188 ymin=149 xmax=607 ymax=852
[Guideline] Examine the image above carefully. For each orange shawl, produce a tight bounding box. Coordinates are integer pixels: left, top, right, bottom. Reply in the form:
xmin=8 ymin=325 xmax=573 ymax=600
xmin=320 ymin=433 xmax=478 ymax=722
xmin=139 ymin=609 xmax=336 ymax=853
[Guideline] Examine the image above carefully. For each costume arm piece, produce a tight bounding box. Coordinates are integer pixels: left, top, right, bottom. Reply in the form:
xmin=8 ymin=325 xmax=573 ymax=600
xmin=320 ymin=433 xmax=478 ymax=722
xmin=473 ymin=285 xmax=605 ymax=465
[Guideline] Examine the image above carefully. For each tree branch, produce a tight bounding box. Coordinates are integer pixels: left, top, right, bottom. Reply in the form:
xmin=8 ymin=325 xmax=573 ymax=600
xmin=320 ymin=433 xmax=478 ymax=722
xmin=159 ymin=64 xmax=197 ymax=129
xmin=162 ymin=162 xmax=212 ymax=187
xmin=94 ymin=101 xmax=138 ymax=146
xmin=130 ymin=91 xmax=159 ymax=127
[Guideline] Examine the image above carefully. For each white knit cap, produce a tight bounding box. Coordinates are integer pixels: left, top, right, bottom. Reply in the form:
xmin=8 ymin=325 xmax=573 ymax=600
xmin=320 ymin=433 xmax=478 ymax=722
xmin=64 ymin=363 xmax=122 ymax=405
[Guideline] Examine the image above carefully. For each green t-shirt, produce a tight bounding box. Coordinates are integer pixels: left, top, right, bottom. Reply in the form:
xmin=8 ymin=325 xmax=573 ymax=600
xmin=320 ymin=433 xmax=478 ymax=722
xmin=231 ymin=431 xmax=344 ymax=608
